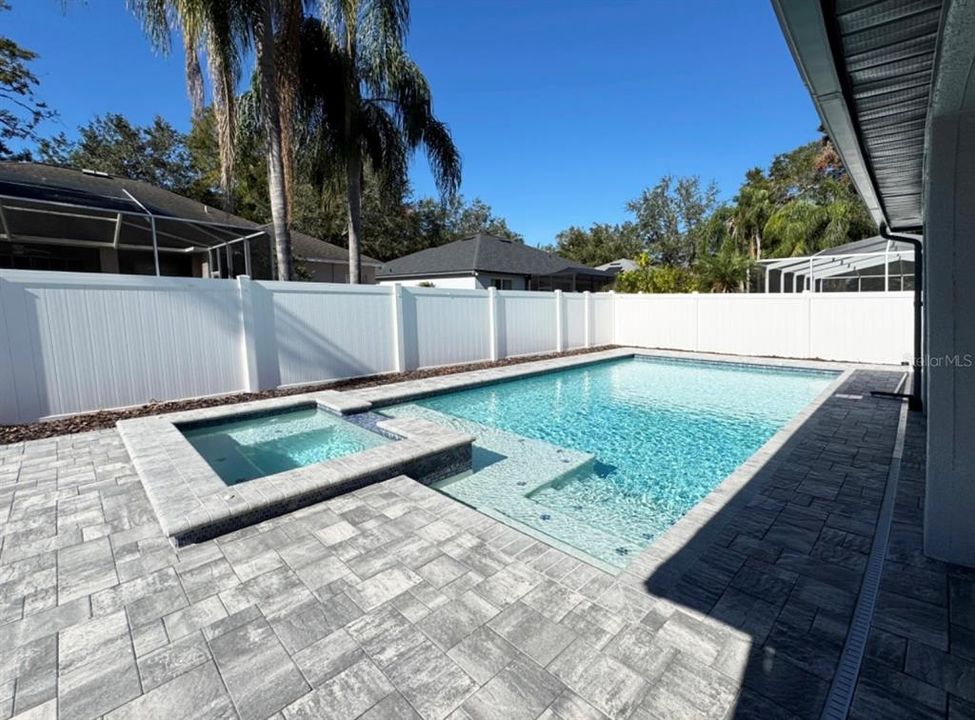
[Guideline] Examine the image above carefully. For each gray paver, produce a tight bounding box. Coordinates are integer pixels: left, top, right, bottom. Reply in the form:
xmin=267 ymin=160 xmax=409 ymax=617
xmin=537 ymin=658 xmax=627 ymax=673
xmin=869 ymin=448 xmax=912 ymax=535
xmin=58 ymin=610 xmax=142 ymax=720
xmin=283 ymin=658 xmax=392 ymax=720
xmin=208 ymin=615 xmax=310 ymax=720
xmin=104 ymin=662 xmax=236 ymax=720
xmin=460 ymin=654 xmax=564 ymax=720
xmin=548 ymin=639 xmax=649 ymax=719
xmin=0 ymin=356 xmax=947 ymax=720
xmin=488 ymin=602 xmax=576 ymax=666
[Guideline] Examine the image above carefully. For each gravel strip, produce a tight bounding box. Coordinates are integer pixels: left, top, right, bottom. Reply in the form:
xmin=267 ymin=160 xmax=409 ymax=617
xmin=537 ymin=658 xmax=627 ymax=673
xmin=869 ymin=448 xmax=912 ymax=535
xmin=1 ymin=346 xmax=618 ymax=444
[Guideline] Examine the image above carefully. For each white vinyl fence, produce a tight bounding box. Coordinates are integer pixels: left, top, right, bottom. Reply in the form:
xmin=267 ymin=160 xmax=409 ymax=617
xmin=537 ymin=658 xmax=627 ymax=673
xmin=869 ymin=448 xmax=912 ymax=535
xmin=0 ymin=269 xmax=914 ymax=424
xmin=0 ymin=270 xmax=608 ymax=424
xmin=614 ymin=291 xmax=914 ymax=365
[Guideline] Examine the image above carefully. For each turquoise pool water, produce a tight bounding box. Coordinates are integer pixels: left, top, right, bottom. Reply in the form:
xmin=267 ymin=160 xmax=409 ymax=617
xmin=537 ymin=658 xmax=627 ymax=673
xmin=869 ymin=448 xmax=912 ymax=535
xmin=390 ymin=357 xmax=837 ymax=567
xmin=181 ymin=406 xmax=389 ymax=485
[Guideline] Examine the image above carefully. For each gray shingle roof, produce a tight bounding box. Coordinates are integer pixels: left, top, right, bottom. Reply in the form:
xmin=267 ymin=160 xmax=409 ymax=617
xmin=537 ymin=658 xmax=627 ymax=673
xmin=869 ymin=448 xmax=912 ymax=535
xmin=379 ymin=233 xmax=614 ymax=279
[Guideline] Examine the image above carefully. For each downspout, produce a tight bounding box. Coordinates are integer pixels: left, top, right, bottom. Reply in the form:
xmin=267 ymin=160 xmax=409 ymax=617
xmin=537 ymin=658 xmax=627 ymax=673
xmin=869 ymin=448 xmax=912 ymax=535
xmin=879 ymin=223 xmax=923 ymax=411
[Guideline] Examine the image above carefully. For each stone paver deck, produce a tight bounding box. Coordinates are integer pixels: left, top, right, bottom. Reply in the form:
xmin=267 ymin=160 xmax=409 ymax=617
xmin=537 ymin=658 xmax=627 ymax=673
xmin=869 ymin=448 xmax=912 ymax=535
xmin=1 ymin=358 xmax=968 ymax=720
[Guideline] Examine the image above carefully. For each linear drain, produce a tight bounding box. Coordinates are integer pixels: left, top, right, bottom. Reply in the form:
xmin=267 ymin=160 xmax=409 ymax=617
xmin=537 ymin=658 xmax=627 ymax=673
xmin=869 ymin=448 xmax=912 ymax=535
xmin=821 ymin=380 xmax=909 ymax=720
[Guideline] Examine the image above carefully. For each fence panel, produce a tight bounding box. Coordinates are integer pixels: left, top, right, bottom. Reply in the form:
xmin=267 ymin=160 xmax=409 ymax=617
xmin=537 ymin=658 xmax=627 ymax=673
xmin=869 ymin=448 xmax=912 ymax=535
xmin=405 ymin=287 xmax=491 ymax=368
xmin=563 ymin=294 xmax=587 ymax=349
xmin=614 ymin=294 xmax=698 ymax=350
xmin=500 ymin=291 xmax=557 ymax=357
xmin=810 ymin=292 xmax=913 ymax=363
xmin=696 ymin=294 xmax=810 ymax=358
xmin=0 ymin=270 xmax=244 ymax=424
xmin=613 ymin=291 xmax=912 ymax=364
xmin=261 ymin=281 xmax=395 ymax=387
xmin=591 ymin=293 xmax=615 ymax=346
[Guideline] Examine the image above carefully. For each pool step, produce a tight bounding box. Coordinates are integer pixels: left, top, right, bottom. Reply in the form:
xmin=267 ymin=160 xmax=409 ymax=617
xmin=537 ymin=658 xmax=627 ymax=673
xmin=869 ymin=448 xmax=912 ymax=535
xmin=379 ymin=405 xmax=639 ymax=569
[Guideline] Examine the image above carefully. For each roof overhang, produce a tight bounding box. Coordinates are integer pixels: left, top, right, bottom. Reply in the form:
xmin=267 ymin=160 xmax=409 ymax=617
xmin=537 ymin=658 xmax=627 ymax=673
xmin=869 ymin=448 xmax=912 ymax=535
xmin=771 ymin=0 xmax=946 ymax=233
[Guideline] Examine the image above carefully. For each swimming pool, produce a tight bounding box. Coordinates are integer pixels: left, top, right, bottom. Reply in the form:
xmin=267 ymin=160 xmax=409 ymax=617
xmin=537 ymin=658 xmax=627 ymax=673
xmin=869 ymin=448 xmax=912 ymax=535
xmin=181 ymin=405 xmax=390 ymax=485
xmin=384 ymin=357 xmax=837 ymax=568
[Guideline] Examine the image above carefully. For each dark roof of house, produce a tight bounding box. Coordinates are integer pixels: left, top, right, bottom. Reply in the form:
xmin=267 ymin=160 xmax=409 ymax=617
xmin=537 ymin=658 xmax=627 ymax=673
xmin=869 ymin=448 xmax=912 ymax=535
xmin=0 ymin=161 xmax=374 ymax=262
xmin=277 ymin=229 xmax=379 ymax=267
xmin=379 ymin=233 xmax=614 ymax=279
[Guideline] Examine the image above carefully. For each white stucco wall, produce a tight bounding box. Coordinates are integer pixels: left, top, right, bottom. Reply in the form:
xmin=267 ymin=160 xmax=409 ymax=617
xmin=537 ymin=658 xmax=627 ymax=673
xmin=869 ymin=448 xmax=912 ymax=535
xmin=924 ymin=107 xmax=975 ymax=567
xmin=379 ymin=276 xmax=478 ymax=289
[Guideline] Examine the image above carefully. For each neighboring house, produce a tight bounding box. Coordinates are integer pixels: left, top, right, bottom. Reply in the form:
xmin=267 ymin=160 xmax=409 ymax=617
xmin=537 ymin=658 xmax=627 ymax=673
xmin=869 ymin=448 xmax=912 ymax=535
xmin=0 ymin=162 xmax=376 ymax=282
xmin=595 ymin=258 xmax=638 ymax=275
xmin=378 ymin=233 xmax=614 ymax=291
xmin=290 ymin=230 xmax=381 ymax=284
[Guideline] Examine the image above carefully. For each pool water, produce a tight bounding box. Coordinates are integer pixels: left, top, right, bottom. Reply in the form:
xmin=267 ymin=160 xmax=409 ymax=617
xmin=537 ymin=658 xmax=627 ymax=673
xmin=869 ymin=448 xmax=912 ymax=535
xmin=392 ymin=357 xmax=836 ymax=567
xmin=181 ymin=406 xmax=389 ymax=485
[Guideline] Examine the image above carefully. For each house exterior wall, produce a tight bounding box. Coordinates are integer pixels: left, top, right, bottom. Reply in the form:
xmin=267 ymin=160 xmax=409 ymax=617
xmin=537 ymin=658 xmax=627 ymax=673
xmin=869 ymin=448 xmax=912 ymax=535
xmin=303 ymin=260 xmax=377 ymax=284
xmin=475 ymin=274 xmax=528 ymax=290
xmin=924 ymin=107 xmax=975 ymax=567
xmin=379 ymin=275 xmax=533 ymax=290
xmin=379 ymin=275 xmax=479 ymax=289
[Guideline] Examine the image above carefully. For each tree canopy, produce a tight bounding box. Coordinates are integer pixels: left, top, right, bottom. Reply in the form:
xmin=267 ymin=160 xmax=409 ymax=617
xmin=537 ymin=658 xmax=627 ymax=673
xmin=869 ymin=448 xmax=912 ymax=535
xmin=0 ymin=1 xmax=55 ymax=160
xmin=551 ymin=133 xmax=876 ymax=293
xmin=31 ymin=112 xmax=514 ymax=265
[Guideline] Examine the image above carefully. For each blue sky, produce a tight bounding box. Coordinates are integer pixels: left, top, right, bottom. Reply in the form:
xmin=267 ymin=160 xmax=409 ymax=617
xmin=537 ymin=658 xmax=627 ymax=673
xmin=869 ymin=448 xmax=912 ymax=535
xmin=6 ymin=0 xmax=820 ymax=246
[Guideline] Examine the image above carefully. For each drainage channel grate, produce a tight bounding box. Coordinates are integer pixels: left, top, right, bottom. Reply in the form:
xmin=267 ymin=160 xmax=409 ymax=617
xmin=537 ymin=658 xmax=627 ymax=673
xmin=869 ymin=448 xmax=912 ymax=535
xmin=820 ymin=381 xmax=910 ymax=720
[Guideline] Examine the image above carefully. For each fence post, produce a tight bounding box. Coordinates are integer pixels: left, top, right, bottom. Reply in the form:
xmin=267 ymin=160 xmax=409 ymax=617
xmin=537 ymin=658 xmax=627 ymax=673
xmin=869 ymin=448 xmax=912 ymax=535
xmin=693 ymin=292 xmax=701 ymax=352
xmin=583 ymin=291 xmax=592 ymax=348
xmin=391 ymin=283 xmax=407 ymax=372
xmin=555 ymin=289 xmax=565 ymax=353
xmin=488 ymin=286 xmax=500 ymax=361
xmin=609 ymin=290 xmax=616 ymax=346
xmin=237 ymin=275 xmax=260 ymax=391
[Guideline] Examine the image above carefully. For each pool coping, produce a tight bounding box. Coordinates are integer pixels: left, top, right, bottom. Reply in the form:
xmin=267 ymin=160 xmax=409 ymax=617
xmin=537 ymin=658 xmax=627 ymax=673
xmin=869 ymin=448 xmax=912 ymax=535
xmin=117 ymin=346 xmax=901 ymax=556
xmin=117 ymin=390 xmax=474 ymax=546
xmin=342 ymin=348 xmax=894 ymax=575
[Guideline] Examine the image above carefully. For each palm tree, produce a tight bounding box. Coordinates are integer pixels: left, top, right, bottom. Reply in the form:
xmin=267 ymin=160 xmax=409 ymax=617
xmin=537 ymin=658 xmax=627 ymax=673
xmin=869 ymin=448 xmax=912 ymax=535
xmin=302 ymin=1 xmax=461 ymax=283
xmin=274 ymin=0 xmax=305 ymax=216
xmin=248 ymin=0 xmax=294 ymax=280
xmin=126 ymin=1 xmax=239 ymax=213
xmin=695 ymin=240 xmax=753 ymax=292
xmin=129 ymin=0 xmax=295 ymax=279
xmin=182 ymin=29 xmax=205 ymax=122
xmin=731 ymin=168 xmax=771 ymax=260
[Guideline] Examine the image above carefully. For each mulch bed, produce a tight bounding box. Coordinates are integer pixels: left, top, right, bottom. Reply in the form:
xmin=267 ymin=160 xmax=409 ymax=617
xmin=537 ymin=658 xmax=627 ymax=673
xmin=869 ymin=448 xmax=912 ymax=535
xmin=1 ymin=346 xmax=618 ymax=445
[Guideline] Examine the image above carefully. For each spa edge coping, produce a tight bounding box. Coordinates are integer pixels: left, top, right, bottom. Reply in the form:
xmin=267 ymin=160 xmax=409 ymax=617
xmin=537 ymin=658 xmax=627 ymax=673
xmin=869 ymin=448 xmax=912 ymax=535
xmin=117 ymin=347 xmax=902 ymax=560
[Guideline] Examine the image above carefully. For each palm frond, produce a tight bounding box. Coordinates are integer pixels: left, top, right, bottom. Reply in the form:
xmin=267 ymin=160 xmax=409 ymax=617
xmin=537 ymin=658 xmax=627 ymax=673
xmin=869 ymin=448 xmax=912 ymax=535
xmin=420 ymin=118 xmax=461 ymax=199
xmin=126 ymin=0 xmax=172 ymax=53
xmin=358 ymin=102 xmax=406 ymax=195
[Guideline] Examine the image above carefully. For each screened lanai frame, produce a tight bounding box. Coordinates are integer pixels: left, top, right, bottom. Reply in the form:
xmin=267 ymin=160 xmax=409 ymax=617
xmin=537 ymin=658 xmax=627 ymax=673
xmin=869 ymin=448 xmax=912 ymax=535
xmin=757 ymin=238 xmax=917 ymax=293
xmin=0 ymin=188 xmax=267 ymax=277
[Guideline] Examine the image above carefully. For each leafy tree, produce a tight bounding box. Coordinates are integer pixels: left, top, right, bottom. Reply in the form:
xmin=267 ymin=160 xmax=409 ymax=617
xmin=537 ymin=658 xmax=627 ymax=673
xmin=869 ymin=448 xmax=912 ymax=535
xmin=0 ymin=1 xmax=56 ymax=160
xmin=548 ymin=222 xmax=641 ymax=266
xmin=409 ymin=195 xmax=520 ymax=248
xmin=627 ymin=175 xmax=718 ymax=267
xmin=615 ymin=253 xmax=697 ymax=294
xmin=36 ymin=115 xmax=211 ymax=197
xmin=298 ymin=8 xmax=461 ymax=283
xmin=744 ymin=136 xmax=874 ymax=258
xmin=694 ymin=238 xmax=753 ymax=292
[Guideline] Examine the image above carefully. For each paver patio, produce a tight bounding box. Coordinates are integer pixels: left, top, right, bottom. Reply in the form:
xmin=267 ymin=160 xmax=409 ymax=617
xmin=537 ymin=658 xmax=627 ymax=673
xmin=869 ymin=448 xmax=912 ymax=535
xmin=1 ymin=362 xmax=972 ymax=720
